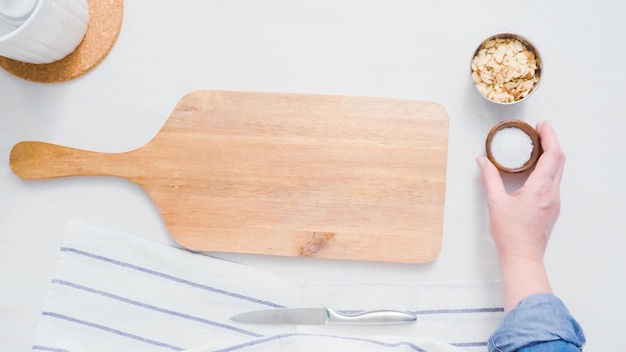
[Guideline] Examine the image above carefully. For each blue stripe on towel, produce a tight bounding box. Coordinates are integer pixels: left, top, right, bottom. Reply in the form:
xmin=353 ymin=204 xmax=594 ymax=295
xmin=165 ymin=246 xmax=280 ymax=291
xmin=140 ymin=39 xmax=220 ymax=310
xmin=41 ymin=312 xmax=185 ymax=351
xmin=60 ymin=247 xmax=284 ymax=308
xmin=51 ymin=279 xmax=263 ymax=338
xmin=32 ymin=346 xmax=70 ymax=352
xmin=451 ymin=341 xmax=488 ymax=347
xmin=413 ymin=307 xmax=504 ymax=314
xmin=337 ymin=307 xmax=504 ymax=316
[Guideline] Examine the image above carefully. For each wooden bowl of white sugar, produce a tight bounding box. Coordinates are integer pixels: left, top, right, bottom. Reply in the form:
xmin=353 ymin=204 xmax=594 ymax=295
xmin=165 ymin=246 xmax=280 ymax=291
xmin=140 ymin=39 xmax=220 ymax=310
xmin=486 ymin=120 xmax=541 ymax=173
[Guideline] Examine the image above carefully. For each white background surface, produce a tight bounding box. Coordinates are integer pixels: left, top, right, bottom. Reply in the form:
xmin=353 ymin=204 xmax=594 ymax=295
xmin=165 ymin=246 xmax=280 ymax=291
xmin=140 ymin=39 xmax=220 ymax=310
xmin=1 ymin=1 xmax=624 ymax=350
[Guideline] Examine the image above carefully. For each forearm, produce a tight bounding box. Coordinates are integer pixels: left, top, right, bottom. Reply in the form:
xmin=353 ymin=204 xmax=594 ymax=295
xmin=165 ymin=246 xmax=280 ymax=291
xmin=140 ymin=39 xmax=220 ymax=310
xmin=498 ymin=255 xmax=552 ymax=312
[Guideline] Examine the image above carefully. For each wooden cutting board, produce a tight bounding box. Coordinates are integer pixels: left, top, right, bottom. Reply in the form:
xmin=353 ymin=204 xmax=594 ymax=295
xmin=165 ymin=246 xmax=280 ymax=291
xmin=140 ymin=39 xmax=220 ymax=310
xmin=10 ymin=90 xmax=449 ymax=263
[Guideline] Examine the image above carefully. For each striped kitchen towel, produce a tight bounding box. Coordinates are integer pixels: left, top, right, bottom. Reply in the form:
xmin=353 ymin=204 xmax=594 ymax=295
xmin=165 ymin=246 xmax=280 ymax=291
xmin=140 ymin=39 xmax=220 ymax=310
xmin=32 ymin=222 xmax=504 ymax=352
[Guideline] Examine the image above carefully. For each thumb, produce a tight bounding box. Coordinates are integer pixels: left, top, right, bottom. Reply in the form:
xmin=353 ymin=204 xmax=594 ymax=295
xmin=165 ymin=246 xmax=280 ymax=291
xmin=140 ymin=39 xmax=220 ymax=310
xmin=477 ymin=156 xmax=506 ymax=202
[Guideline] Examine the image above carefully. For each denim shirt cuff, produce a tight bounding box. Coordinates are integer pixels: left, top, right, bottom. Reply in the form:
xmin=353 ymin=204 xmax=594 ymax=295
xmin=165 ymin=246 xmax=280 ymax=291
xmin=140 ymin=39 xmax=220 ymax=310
xmin=488 ymin=293 xmax=586 ymax=352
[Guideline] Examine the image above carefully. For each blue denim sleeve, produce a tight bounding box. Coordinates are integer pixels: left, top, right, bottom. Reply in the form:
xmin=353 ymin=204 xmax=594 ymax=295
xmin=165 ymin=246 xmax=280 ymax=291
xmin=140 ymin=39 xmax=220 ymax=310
xmin=488 ymin=293 xmax=586 ymax=352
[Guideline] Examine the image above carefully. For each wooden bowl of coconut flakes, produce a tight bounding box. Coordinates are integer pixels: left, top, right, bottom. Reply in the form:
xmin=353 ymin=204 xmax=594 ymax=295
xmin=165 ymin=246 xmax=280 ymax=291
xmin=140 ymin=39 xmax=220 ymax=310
xmin=486 ymin=120 xmax=541 ymax=173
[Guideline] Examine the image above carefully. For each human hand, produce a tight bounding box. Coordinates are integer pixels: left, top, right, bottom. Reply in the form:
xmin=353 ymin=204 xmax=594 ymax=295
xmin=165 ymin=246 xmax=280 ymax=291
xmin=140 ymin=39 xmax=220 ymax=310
xmin=477 ymin=121 xmax=565 ymax=310
xmin=477 ymin=121 xmax=566 ymax=262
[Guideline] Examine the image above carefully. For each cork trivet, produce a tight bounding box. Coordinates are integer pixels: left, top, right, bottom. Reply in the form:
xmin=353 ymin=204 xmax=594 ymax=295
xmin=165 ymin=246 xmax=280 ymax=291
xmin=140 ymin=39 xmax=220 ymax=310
xmin=0 ymin=0 xmax=124 ymax=83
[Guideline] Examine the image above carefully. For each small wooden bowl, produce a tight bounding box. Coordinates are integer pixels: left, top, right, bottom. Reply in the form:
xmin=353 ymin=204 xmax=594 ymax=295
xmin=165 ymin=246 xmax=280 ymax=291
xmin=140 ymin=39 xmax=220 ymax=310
xmin=486 ymin=120 xmax=541 ymax=173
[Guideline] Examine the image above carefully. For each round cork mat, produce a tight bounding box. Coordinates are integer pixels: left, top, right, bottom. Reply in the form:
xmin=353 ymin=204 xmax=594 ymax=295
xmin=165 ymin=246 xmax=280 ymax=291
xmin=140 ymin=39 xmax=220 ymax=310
xmin=0 ymin=0 xmax=124 ymax=83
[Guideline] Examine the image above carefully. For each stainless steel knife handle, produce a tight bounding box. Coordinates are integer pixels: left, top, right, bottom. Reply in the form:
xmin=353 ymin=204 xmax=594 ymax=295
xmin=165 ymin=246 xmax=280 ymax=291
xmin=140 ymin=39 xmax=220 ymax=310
xmin=326 ymin=308 xmax=416 ymax=325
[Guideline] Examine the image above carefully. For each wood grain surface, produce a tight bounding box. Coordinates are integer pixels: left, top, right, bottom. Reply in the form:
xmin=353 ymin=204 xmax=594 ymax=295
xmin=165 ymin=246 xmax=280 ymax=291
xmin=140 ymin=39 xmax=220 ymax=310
xmin=10 ymin=90 xmax=449 ymax=263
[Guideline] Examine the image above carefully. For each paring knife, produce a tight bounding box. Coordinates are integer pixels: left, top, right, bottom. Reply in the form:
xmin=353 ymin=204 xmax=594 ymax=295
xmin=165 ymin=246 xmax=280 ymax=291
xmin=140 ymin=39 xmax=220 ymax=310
xmin=230 ymin=307 xmax=416 ymax=325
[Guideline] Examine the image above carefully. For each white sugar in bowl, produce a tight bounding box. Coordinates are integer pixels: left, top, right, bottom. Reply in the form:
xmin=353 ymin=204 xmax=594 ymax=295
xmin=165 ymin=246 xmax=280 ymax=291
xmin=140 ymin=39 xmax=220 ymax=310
xmin=486 ymin=120 xmax=541 ymax=173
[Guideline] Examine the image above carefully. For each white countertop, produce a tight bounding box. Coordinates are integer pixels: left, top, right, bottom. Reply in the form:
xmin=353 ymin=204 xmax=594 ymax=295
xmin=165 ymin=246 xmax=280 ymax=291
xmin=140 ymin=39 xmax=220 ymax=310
xmin=1 ymin=1 xmax=624 ymax=350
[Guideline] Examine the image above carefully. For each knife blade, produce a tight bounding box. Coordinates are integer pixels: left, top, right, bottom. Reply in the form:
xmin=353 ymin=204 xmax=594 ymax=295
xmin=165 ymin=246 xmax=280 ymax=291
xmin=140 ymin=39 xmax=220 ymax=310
xmin=230 ymin=307 xmax=416 ymax=325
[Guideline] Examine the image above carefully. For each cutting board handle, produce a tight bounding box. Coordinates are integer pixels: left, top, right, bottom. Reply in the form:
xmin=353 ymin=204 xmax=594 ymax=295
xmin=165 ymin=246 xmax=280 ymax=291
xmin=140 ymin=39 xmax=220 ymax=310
xmin=10 ymin=141 xmax=128 ymax=180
